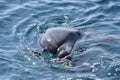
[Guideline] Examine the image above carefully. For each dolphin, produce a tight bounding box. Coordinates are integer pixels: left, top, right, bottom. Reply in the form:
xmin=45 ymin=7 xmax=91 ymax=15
xmin=39 ymin=27 xmax=82 ymax=60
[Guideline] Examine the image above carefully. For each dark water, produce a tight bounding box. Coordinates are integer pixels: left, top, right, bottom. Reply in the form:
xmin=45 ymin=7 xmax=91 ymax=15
xmin=0 ymin=0 xmax=120 ymax=80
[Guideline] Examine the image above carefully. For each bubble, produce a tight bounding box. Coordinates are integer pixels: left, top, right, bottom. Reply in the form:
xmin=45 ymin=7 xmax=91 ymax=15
xmin=115 ymin=68 xmax=120 ymax=72
xmin=64 ymin=15 xmax=69 ymax=20
xmin=107 ymin=73 xmax=112 ymax=76
xmin=27 ymin=57 xmax=31 ymax=61
xmin=83 ymin=62 xmax=90 ymax=66
xmin=32 ymin=62 xmax=36 ymax=65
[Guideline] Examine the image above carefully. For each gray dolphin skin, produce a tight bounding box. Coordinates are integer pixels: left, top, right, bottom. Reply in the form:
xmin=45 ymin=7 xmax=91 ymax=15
xmin=39 ymin=27 xmax=82 ymax=60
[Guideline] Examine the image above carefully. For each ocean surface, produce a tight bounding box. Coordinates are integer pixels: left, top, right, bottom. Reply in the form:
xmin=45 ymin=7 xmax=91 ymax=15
xmin=0 ymin=0 xmax=120 ymax=80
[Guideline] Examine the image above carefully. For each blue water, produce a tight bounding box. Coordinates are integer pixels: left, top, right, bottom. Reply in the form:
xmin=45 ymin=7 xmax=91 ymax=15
xmin=0 ymin=0 xmax=120 ymax=80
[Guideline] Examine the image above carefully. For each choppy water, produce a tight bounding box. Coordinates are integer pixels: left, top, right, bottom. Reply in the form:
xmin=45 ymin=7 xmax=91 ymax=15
xmin=0 ymin=0 xmax=120 ymax=80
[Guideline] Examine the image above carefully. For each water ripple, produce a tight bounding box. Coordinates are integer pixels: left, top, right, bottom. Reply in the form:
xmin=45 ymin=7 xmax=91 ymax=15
xmin=0 ymin=0 xmax=120 ymax=80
